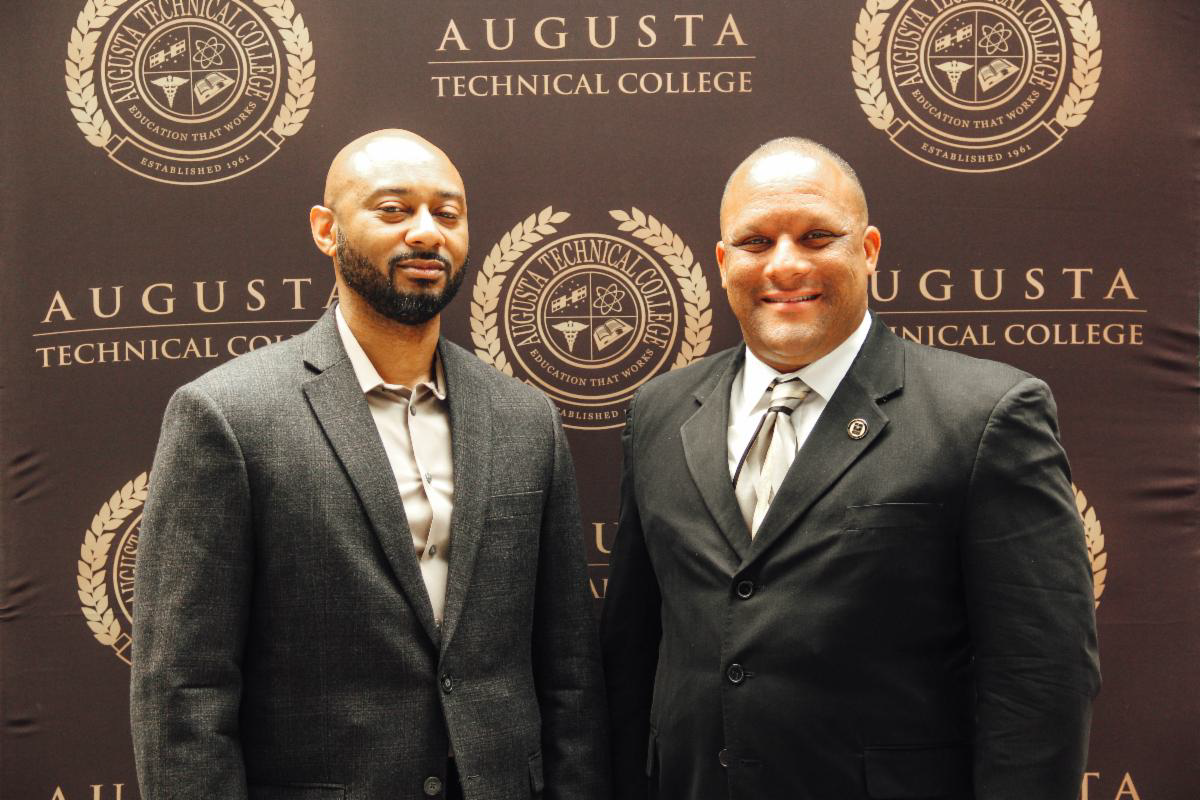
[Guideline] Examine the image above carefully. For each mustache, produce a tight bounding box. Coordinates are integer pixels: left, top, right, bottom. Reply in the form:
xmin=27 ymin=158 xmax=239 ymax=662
xmin=388 ymin=250 xmax=453 ymax=271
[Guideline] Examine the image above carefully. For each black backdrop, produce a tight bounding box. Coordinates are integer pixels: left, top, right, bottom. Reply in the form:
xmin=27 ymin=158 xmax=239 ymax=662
xmin=2 ymin=2 xmax=1197 ymax=798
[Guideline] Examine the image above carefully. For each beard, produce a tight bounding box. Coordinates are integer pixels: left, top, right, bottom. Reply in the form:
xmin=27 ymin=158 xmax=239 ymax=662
xmin=335 ymin=230 xmax=466 ymax=325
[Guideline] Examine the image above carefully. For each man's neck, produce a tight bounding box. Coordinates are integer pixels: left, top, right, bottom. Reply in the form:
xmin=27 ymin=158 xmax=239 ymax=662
xmin=338 ymin=295 xmax=440 ymax=387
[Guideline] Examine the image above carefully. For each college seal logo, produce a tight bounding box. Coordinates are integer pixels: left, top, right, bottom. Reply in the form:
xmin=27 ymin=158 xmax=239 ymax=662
xmin=471 ymin=207 xmax=712 ymax=430
xmin=64 ymin=0 xmax=314 ymax=184
xmin=1074 ymin=483 xmax=1107 ymax=609
xmin=852 ymin=0 xmax=1101 ymax=171
xmin=77 ymin=472 xmax=146 ymax=664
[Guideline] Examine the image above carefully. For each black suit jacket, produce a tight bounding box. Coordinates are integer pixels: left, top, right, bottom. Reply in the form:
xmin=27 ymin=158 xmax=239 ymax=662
xmin=131 ymin=310 xmax=609 ymax=800
xmin=602 ymin=315 xmax=1099 ymax=800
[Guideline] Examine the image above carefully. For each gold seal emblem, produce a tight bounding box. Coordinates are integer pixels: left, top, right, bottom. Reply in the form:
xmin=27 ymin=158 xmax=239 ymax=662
xmin=852 ymin=0 xmax=1101 ymax=172
xmin=1073 ymin=483 xmax=1107 ymax=609
xmin=847 ymin=418 xmax=869 ymax=439
xmin=65 ymin=0 xmax=314 ymax=185
xmin=471 ymin=207 xmax=712 ymax=430
xmin=77 ymin=472 xmax=147 ymax=664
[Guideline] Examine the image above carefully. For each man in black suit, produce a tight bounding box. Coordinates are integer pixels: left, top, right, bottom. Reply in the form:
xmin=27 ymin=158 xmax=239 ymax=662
xmin=131 ymin=130 xmax=608 ymax=800
xmin=602 ymin=138 xmax=1099 ymax=800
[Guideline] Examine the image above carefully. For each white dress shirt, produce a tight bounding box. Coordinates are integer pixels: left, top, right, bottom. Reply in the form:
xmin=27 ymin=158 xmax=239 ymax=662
xmin=335 ymin=306 xmax=454 ymax=624
xmin=727 ymin=312 xmax=873 ymax=478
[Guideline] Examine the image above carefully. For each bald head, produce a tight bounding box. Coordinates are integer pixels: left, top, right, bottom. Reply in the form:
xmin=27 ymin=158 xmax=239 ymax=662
xmin=720 ymin=138 xmax=868 ymax=235
xmin=323 ymin=129 xmax=464 ymax=213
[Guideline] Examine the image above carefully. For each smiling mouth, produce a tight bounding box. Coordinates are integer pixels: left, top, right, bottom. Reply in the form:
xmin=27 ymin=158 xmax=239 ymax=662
xmin=394 ymin=259 xmax=447 ymax=279
xmin=763 ymin=293 xmax=820 ymax=304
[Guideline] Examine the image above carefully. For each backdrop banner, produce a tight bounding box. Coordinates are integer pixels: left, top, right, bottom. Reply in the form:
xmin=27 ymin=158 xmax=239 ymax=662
xmin=2 ymin=2 xmax=1197 ymax=798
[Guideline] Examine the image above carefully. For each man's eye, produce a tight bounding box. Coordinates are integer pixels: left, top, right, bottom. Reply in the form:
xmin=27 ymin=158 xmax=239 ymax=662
xmin=436 ymin=210 xmax=459 ymax=220
xmin=803 ymin=230 xmax=842 ymax=242
xmin=737 ymin=236 xmax=770 ymax=248
xmin=380 ymin=205 xmax=406 ymax=214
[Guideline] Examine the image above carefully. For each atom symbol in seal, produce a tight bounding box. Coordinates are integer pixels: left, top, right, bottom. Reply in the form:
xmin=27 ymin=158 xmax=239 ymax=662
xmin=194 ymin=36 xmax=227 ymax=68
xmin=592 ymin=284 xmax=626 ymax=314
xmin=978 ymin=22 xmax=1013 ymax=55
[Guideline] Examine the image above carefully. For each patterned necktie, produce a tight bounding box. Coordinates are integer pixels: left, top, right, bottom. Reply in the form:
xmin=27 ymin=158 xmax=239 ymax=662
xmin=733 ymin=377 xmax=810 ymax=536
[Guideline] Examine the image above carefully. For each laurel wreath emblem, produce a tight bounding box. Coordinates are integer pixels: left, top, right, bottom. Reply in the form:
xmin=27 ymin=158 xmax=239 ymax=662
xmin=77 ymin=472 xmax=147 ymax=663
xmin=608 ymin=208 xmax=712 ymax=369
xmin=1073 ymin=484 xmax=1107 ymax=609
xmin=851 ymin=0 xmax=1101 ymax=133
xmin=64 ymin=0 xmax=314 ymax=150
xmin=470 ymin=207 xmax=712 ymax=375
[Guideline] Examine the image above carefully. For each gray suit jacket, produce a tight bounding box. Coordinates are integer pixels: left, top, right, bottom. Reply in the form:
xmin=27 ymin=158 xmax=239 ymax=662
xmin=603 ymin=315 xmax=1100 ymax=800
xmin=131 ymin=309 xmax=608 ymax=800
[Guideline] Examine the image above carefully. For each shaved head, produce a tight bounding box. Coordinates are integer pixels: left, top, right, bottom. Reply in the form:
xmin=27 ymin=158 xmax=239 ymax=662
xmin=720 ymin=138 xmax=868 ymax=234
xmin=323 ymin=129 xmax=464 ymax=214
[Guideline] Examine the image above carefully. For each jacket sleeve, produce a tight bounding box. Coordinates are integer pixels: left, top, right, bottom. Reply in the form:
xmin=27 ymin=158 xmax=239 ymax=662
xmin=531 ymin=395 xmax=612 ymax=800
xmin=130 ymin=383 xmax=253 ymax=800
xmin=962 ymin=377 xmax=1101 ymax=800
xmin=600 ymin=392 xmax=662 ymax=800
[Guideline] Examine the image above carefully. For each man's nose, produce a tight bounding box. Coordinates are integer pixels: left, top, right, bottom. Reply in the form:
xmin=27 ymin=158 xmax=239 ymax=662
xmin=763 ymin=236 xmax=810 ymax=283
xmin=404 ymin=206 xmax=445 ymax=250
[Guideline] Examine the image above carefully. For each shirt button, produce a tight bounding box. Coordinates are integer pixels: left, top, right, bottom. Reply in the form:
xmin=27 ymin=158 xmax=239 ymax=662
xmin=735 ymin=580 xmax=755 ymax=599
xmin=726 ymin=663 xmax=745 ymax=685
xmin=718 ymin=748 xmax=731 ymax=768
xmin=427 ymin=544 xmax=438 ymax=557
xmin=424 ymin=471 xmax=432 ymax=483
xmin=410 ymin=406 xmax=417 ymax=416
xmin=423 ymin=775 xmax=443 ymax=796
xmin=441 ymin=674 xmax=454 ymax=693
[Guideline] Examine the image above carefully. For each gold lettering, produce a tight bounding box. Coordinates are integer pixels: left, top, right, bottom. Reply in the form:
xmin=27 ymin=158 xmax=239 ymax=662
xmin=436 ymin=19 xmax=469 ymax=51
xmin=42 ymin=291 xmax=76 ymax=323
xmin=674 ymin=14 xmax=703 ymax=47
xmin=637 ymin=14 xmax=657 ymax=47
xmin=715 ymin=14 xmax=746 ymax=46
xmin=483 ymin=18 xmax=514 ymax=50
xmin=142 ymin=283 xmax=174 ymax=315
xmin=534 ymin=17 xmax=567 ymax=49
xmin=282 ymin=277 xmax=311 ymax=309
xmin=1104 ymin=268 xmax=1137 ymax=300
xmin=918 ymin=269 xmax=952 ymax=301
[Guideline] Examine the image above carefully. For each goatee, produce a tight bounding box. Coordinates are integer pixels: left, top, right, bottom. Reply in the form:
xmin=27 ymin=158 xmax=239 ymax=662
xmin=335 ymin=230 xmax=466 ymax=325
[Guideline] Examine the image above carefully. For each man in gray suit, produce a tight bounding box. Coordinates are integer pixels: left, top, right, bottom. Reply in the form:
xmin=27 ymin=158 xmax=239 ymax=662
xmin=131 ymin=129 xmax=608 ymax=800
xmin=602 ymin=138 xmax=1099 ymax=799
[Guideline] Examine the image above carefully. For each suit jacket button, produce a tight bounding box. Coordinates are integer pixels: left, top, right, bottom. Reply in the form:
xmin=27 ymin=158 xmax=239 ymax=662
xmin=726 ymin=663 xmax=745 ymax=684
xmin=441 ymin=674 xmax=454 ymax=693
xmin=735 ymin=580 xmax=755 ymax=599
xmin=423 ymin=775 xmax=443 ymax=796
xmin=718 ymin=748 xmax=731 ymax=768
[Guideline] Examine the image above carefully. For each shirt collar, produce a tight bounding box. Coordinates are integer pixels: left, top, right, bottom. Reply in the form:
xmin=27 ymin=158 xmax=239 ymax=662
xmin=739 ymin=310 xmax=873 ymax=410
xmin=334 ymin=304 xmax=446 ymax=399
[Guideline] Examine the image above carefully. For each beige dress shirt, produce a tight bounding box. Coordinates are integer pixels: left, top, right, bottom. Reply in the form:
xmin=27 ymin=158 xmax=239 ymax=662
xmin=727 ymin=311 xmax=873 ymax=478
xmin=335 ymin=307 xmax=454 ymax=624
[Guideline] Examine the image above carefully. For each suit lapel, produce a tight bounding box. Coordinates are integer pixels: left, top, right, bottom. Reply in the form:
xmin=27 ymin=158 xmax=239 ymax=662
xmin=747 ymin=316 xmax=905 ymax=560
xmin=437 ymin=340 xmax=491 ymax=653
xmin=300 ymin=311 xmax=440 ymax=644
xmin=681 ymin=347 xmax=753 ymax=562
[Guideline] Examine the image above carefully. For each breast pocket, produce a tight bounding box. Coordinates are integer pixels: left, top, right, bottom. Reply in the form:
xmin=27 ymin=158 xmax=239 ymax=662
xmin=248 ymin=785 xmax=345 ymax=800
xmin=485 ymin=489 xmax=544 ymax=521
xmin=843 ymin=502 xmax=944 ymax=533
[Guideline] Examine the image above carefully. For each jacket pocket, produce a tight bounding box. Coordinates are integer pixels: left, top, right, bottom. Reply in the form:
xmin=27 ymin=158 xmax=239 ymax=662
xmin=248 ymin=785 xmax=345 ymax=800
xmin=486 ymin=490 xmax=544 ymax=520
xmin=528 ymin=749 xmax=545 ymax=796
xmin=844 ymin=502 xmax=944 ymax=531
xmin=862 ymin=743 xmax=970 ymax=798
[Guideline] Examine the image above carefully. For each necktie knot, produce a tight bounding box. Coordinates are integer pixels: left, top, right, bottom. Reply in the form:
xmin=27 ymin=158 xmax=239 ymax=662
xmin=767 ymin=377 xmax=809 ymax=414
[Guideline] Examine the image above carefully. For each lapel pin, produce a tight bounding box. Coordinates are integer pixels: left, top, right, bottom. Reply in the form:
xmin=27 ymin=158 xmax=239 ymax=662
xmin=847 ymin=418 xmax=869 ymax=439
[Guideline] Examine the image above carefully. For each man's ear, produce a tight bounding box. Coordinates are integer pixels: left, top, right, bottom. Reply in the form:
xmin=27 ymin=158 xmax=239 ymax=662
xmin=863 ymin=225 xmax=881 ymax=275
xmin=715 ymin=240 xmax=729 ymax=289
xmin=310 ymin=205 xmax=337 ymax=257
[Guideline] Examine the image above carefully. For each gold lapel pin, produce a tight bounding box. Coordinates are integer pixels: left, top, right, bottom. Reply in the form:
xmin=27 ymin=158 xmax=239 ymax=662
xmin=847 ymin=418 xmax=868 ymax=439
